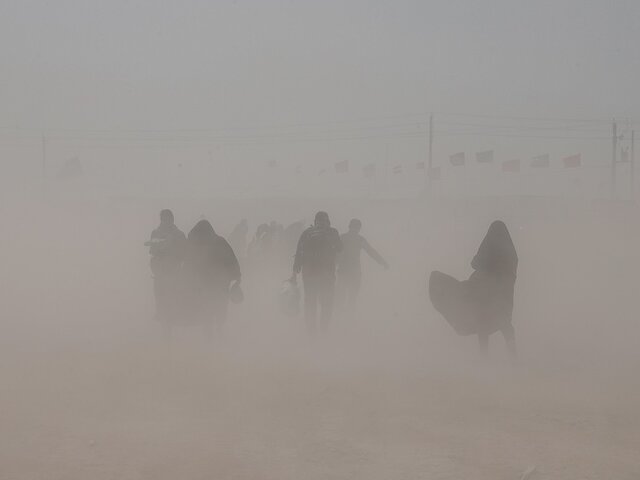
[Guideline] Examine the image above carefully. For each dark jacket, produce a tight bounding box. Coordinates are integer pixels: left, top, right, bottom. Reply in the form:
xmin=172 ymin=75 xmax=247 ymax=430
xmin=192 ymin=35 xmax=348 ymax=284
xmin=148 ymin=223 xmax=186 ymax=276
xmin=293 ymin=225 xmax=342 ymax=276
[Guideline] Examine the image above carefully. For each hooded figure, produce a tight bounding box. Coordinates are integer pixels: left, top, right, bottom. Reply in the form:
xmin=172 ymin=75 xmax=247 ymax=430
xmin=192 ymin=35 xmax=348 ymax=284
xmin=429 ymin=220 xmax=517 ymax=359
xmin=248 ymin=223 xmax=270 ymax=260
xmin=468 ymin=220 xmax=518 ymax=357
xmin=184 ymin=220 xmax=241 ymax=327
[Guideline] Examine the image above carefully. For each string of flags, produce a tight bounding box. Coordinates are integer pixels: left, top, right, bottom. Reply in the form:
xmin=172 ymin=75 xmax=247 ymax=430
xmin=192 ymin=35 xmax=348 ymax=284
xmin=446 ymin=151 xmax=582 ymax=170
xmin=265 ymin=150 xmax=594 ymax=180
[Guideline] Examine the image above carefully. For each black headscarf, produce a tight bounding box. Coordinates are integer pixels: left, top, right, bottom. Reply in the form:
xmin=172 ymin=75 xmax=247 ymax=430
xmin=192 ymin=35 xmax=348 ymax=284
xmin=186 ymin=220 xmax=240 ymax=284
xmin=472 ymin=221 xmax=518 ymax=278
xmin=188 ymin=220 xmax=216 ymax=244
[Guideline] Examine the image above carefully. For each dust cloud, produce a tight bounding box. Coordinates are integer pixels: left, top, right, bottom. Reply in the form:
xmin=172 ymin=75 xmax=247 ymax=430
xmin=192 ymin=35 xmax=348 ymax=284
xmin=1 ymin=188 xmax=639 ymax=480
xmin=2 ymin=1 xmax=640 ymax=478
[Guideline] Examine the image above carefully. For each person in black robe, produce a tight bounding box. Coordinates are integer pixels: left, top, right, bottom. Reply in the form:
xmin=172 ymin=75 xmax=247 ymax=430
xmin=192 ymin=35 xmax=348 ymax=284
xmin=184 ymin=220 xmax=241 ymax=329
xmin=469 ymin=220 xmax=518 ymax=358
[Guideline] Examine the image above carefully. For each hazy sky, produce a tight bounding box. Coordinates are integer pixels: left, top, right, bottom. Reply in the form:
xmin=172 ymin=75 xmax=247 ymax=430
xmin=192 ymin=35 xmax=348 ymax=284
xmin=0 ymin=0 xmax=638 ymax=198
xmin=1 ymin=0 xmax=638 ymax=130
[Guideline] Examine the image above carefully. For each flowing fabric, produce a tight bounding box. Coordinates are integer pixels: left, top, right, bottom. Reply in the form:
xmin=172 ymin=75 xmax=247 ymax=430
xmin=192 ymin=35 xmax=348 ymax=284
xmin=429 ymin=221 xmax=518 ymax=336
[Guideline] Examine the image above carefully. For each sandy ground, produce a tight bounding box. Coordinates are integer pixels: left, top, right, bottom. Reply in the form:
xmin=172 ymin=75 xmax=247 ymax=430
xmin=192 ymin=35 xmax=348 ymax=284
xmin=1 ymin=313 xmax=639 ymax=480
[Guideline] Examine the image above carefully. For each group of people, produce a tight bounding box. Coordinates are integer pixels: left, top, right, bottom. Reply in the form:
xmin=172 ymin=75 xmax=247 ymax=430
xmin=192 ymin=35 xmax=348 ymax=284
xmin=228 ymin=218 xmax=306 ymax=263
xmin=147 ymin=208 xmax=519 ymax=358
xmin=146 ymin=210 xmax=241 ymax=332
xmin=290 ymin=212 xmax=389 ymax=333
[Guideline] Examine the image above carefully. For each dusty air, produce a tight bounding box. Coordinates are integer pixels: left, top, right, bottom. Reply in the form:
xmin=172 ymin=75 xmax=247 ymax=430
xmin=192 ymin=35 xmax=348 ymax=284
xmin=1 ymin=1 xmax=639 ymax=479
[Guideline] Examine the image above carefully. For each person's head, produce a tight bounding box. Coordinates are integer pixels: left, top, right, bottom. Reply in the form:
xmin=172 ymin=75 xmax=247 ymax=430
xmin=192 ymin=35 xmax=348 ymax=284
xmin=188 ymin=219 xmax=216 ymax=244
xmin=160 ymin=209 xmax=174 ymax=226
xmin=348 ymin=218 xmax=362 ymax=233
xmin=483 ymin=220 xmax=517 ymax=269
xmin=488 ymin=220 xmax=509 ymax=237
xmin=314 ymin=211 xmax=330 ymax=228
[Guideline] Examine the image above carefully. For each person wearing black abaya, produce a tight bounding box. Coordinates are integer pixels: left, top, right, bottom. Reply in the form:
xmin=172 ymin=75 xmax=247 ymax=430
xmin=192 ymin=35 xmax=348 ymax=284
xmin=469 ymin=220 xmax=518 ymax=358
xmin=184 ymin=220 xmax=241 ymax=329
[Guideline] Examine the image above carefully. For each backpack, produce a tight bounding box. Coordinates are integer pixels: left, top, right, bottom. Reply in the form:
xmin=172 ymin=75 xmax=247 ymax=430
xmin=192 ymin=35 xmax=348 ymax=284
xmin=302 ymin=227 xmax=335 ymax=266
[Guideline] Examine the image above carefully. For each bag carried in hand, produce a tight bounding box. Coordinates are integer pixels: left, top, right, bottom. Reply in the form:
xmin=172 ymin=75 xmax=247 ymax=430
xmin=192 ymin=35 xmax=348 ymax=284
xmin=279 ymin=279 xmax=300 ymax=317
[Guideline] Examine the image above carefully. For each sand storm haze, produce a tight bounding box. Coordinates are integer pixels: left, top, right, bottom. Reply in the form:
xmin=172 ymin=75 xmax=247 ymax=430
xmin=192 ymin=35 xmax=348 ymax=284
xmin=1 ymin=1 xmax=640 ymax=479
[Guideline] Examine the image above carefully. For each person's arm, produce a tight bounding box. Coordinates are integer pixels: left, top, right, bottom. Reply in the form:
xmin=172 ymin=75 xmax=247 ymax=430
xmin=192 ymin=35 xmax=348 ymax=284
xmin=147 ymin=229 xmax=163 ymax=255
xmin=362 ymin=237 xmax=389 ymax=269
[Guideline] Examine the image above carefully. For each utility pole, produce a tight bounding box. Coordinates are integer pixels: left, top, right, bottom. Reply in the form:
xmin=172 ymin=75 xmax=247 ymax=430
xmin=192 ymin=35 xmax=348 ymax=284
xmin=41 ymin=133 xmax=47 ymax=180
xmin=611 ymin=119 xmax=617 ymax=198
xmin=631 ymin=129 xmax=635 ymax=201
xmin=427 ymin=114 xmax=433 ymax=195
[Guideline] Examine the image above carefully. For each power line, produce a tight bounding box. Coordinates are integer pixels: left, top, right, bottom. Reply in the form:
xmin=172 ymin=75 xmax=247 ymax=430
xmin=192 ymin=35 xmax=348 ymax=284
xmin=0 ymin=111 xmax=627 ymax=137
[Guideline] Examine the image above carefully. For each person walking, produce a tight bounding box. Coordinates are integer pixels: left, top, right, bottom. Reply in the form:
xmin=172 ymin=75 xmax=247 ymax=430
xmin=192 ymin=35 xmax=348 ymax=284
xmin=291 ymin=211 xmax=342 ymax=334
xmin=337 ymin=218 xmax=388 ymax=314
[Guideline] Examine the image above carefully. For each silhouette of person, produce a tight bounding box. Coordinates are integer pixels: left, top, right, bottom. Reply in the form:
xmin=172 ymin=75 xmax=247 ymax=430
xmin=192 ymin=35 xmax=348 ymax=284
xmin=337 ymin=219 xmax=389 ymax=313
xmin=469 ymin=220 xmax=518 ymax=359
xmin=183 ymin=220 xmax=241 ymax=330
xmin=284 ymin=220 xmax=305 ymax=256
xmin=146 ymin=209 xmax=186 ymax=324
xmin=228 ymin=219 xmax=249 ymax=259
xmin=292 ymin=211 xmax=342 ymax=334
xmin=248 ymin=223 xmax=269 ymax=260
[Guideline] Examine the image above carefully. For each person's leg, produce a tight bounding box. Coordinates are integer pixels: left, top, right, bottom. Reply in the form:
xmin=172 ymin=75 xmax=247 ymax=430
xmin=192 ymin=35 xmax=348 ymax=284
xmin=347 ymin=272 xmax=362 ymax=315
xmin=319 ymin=275 xmax=335 ymax=332
xmin=501 ymin=323 xmax=517 ymax=361
xmin=303 ymin=276 xmax=319 ymax=335
xmin=153 ymin=275 xmax=168 ymax=321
